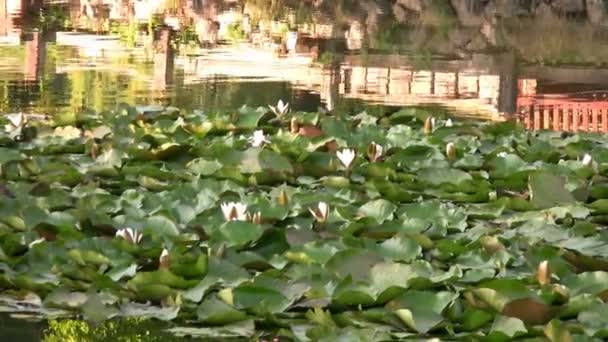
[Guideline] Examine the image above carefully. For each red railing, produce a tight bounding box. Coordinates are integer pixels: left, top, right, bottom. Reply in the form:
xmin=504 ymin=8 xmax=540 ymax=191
xmin=516 ymin=94 xmax=608 ymax=132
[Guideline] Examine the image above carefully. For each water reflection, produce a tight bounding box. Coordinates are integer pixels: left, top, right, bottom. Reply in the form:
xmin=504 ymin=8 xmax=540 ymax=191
xmin=0 ymin=0 xmax=607 ymax=133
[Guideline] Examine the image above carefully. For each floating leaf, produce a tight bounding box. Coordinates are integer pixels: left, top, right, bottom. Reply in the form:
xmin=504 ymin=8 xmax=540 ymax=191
xmin=358 ymin=199 xmax=396 ymax=224
xmin=529 ymin=172 xmax=575 ymax=209
xmin=197 ymin=295 xmax=248 ymax=324
xmin=389 ymin=291 xmax=458 ymax=333
xmin=489 ymin=315 xmax=527 ymax=339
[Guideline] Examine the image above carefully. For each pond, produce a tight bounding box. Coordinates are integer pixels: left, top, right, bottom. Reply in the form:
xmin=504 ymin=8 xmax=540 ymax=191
xmin=3 ymin=1 xmax=608 ymax=341
xmin=1 ymin=0 xmax=608 ymax=125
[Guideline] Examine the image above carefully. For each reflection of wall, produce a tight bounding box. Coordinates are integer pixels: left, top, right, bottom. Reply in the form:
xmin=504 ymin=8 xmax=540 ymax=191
xmin=0 ymin=0 xmax=42 ymax=42
xmin=479 ymin=75 xmax=499 ymax=105
xmin=0 ymin=0 xmax=22 ymax=36
xmin=324 ymin=63 xmax=502 ymax=114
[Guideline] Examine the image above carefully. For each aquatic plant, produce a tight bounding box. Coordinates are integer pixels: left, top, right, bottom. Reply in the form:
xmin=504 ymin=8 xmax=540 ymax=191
xmin=0 ymin=104 xmax=608 ymax=340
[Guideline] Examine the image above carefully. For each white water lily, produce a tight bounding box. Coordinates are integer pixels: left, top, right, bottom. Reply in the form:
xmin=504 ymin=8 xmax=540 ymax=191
xmin=581 ymin=153 xmax=593 ymax=166
xmin=424 ymin=116 xmax=435 ymax=134
xmin=221 ymin=202 xmax=249 ymax=221
xmin=537 ymin=260 xmax=551 ymax=286
xmin=337 ymin=149 xmax=356 ymax=168
xmin=496 ymin=151 xmax=508 ymax=158
xmin=115 ymin=227 xmax=143 ymax=244
xmin=4 ymin=112 xmax=27 ymax=132
xmin=269 ymin=99 xmax=289 ymax=117
xmin=249 ymin=130 xmax=270 ymax=147
xmin=367 ymin=141 xmax=383 ymax=162
xmin=446 ymin=142 xmax=457 ymax=160
xmin=159 ymin=248 xmax=170 ymax=269
xmin=445 ymin=118 xmax=453 ymax=127
xmin=309 ymin=202 xmax=330 ymax=223
xmin=251 ymin=211 xmax=262 ymax=225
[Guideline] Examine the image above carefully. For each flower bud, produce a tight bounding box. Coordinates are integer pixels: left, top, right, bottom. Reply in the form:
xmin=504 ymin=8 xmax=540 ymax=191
xmin=424 ymin=116 xmax=434 ymax=135
xmin=251 ymin=211 xmax=262 ymax=224
xmin=446 ymin=142 xmax=457 ymax=161
xmin=290 ymin=118 xmax=299 ymax=134
xmin=367 ymin=142 xmax=383 ymax=162
xmin=537 ymin=260 xmax=551 ymax=286
xmin=278 ymin=189 xmax=289 ymax=206
xmin=159 ymin=248 xmax=170 ymax=270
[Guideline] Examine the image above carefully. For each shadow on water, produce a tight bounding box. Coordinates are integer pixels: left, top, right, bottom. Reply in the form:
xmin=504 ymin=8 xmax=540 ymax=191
xmin=0 ymin=313 xmax=46 ymax=342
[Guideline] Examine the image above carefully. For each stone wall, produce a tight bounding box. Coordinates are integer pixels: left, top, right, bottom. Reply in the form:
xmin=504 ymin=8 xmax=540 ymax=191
xmin=444 ymin=0 xmax=606 ymax=25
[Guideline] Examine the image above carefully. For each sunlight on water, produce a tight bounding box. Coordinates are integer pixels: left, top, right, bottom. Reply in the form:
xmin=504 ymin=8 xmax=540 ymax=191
xmin=0 ymin=0 xmax=607 ymax=130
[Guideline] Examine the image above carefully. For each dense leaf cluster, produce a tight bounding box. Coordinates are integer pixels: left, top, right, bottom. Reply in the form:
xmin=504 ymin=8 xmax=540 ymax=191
xmin=1 ymin=105 xmax=608 ymax=340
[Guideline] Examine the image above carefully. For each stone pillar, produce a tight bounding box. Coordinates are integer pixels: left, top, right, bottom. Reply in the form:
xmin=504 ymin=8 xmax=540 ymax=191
xmin=321 ymin=62 xmax=342 ymax=112
xmin=153 ymin=28 xmax=174 ymax=91
xmin=497 ymin=52 xmax=518 ymax=115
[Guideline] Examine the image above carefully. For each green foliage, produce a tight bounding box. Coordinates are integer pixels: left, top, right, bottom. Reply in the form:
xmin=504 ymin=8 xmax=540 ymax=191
xmin=1 ymin=104 xmax=608 ymax=340
xmin=174 ymin=25 xmax=199 ymax=49
xmin=43 ymin=318 xmax=188 ymax=342
xmin=110 ymin=21 xmax=139 ymax=48
xmin=39 ymin=5 xmax=70 ymax=32
xmin=225 ymin=23 xmax=247 ymax=43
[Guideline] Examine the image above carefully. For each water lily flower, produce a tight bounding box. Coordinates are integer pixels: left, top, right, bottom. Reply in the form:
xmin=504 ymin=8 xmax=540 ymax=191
xmin=309 ymin=202 xmax=329 ymax=223
xmin=367 ymin=141 xmax=383 ymax=162
xmin=496 ymin=151 xmax=508 ymax=158
xmin=269 ymin=99 xmax=289 ymax=117
xmin=537 ymin=260 xmax=551 ymax=285
xmin=445 ymin=118 xmax=453 ymax=127
xmin=424 ymin=116 xmax=435 ymax=135
xmin=582 ymin=153 xmax=593 ymax=166
xmin=115 ymin=227 xmax=143 ymax=244
xmin=159 ymin=248 xmax=170 ymax=269
xmin=446 ymin=142 xmax=457 ymax=161
xmin=337 ymin=149 xmax=356 ymax=169
xmin=251 ymin=211 xmax=262 ymax=224
xmin=290 ymin=117 xmax=299 ymax=134
xmin=4 ymin=112 xmax=27 ymax=132
xmin=221 ymin=202 xmax=249 ymax=221
xmin=278 ymin=189 xmax=289 ymax=206
xmin=249 ymin=130 xmax=270 ymax=147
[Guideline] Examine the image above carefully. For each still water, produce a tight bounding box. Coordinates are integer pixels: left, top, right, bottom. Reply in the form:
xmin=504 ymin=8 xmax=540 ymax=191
xmin=1 ymin=1 xmax=608 ymax=128
xmin=3 ymin=0 xmax=608 ymax=341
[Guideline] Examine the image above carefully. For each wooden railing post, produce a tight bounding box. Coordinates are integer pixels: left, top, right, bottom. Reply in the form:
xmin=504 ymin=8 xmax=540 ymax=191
xmin=581 ymin=106 xmax=590 ymax=132
xmin=543 ymin=108 xmax=550 ymax=130
xmin=592 ymin=108 xmax=600 ymax=132
xmin=553 ymin=106 xmax=560 ymax=131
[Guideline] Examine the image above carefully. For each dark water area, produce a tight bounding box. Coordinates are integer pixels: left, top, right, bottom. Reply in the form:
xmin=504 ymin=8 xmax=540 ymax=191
xmin=0 ymin=313 xmax=45 ymax=342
